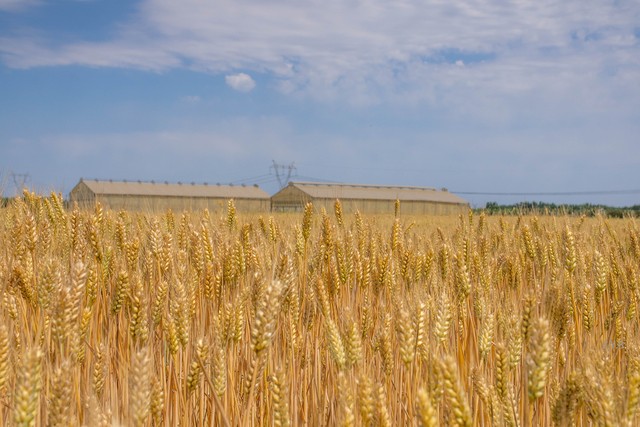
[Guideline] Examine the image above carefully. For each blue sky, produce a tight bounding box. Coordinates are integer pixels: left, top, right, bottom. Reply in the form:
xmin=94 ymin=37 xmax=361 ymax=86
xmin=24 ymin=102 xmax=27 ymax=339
xmin=1 ymin=0 xmax=639 ymax=207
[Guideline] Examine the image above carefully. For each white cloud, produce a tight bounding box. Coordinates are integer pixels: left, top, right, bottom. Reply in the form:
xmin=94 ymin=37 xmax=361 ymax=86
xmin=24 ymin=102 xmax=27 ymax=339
xmin=181 ymin=95 xmax=201 ymax=104
xmin=225 ymin=73 xmax=256 ymax=92
xmin=0 ymin=0 xmax=40 ymax=11
xmin=0 ymin=0 xmax=638 ymax=115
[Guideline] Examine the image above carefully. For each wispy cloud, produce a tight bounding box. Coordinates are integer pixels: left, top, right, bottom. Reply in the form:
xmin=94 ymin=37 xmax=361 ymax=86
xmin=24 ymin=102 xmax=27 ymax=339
xmin=0 ymin=0 xmax=40 ymax=12
xmin=181 ymin=95 xmax=201 ymax=104
xmin=225 ymin=73 xmax=256 ymax=92
xmin=1 ymin=0 xmax=638 ymax=113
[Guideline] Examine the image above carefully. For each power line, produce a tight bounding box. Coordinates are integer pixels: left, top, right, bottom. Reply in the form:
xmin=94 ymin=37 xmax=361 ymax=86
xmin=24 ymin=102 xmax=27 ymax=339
xmin=250 ymin=177 xmax=281 ymax=186
xmin=230 ymin=174 xmax=273 ymax=184
xmin=451 ymin=189 xmax=640 ymax=196
xmin=230 ymin=163 xmax=640 ymax=198
xmin=294 ymin=175 xmax=341 ymax=183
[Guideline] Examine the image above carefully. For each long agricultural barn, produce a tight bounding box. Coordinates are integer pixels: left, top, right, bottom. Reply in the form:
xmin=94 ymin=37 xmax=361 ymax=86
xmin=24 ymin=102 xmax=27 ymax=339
xmin=69 ymin=179 xmax=271 ymax=212
xmin=271 ymin=181 xmax=469 ymax=214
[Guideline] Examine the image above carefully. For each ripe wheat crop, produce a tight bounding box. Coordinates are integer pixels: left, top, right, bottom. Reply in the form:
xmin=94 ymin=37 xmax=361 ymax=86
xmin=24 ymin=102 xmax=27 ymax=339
xmin=1 ymin=191 xmax=640 ymax=426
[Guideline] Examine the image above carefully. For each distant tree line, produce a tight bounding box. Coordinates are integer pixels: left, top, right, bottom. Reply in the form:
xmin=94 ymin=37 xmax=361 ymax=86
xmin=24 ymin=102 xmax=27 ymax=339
xmin=481 ymin=201 xmax=640 ymax=218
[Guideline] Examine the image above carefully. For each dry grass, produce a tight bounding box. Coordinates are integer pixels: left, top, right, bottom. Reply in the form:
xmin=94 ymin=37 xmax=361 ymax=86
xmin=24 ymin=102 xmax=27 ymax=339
xmin=1 ymin=191 xmax=640 ymax=426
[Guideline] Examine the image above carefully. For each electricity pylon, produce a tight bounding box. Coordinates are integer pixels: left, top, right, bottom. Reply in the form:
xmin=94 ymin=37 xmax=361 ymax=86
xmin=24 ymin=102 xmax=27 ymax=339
xmin=271 ymin=161 xmax=296 ymax=189
xmin=10 ymin=172 xmax=30 ymax=194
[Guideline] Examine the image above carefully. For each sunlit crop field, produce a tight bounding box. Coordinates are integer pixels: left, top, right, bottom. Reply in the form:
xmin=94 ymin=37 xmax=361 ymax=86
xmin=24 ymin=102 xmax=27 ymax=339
xmin=1 ymin=192 xmax=639 ymax=426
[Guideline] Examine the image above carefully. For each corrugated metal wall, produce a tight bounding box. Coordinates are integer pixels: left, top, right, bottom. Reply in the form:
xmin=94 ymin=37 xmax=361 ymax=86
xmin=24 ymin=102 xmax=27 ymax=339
xmin=271 ymin=186 xmax=468 ymax=215
xmin=68 ymin=182 xmax=96 ymax=206
xmin=70 ymin=190 xmax=269 ymax=213
xmin=309 ymin=198 xmax=468 ymax=215
xmin=271 ymin=186 xmax=311 ymax=212
xmin=90 ymin=195 xmax=270 ymax=212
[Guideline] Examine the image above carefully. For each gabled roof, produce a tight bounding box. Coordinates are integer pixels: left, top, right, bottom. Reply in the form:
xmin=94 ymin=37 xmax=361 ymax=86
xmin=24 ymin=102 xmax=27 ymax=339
xmin=284 ymin=181 xmax=468 ymax=205
xmin=77 ymin=179 xmax=270 ymax=199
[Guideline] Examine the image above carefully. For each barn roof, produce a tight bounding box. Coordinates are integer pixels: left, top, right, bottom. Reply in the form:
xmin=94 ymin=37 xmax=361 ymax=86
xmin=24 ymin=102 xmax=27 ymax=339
xmin=284 ymin=181 xmax=469 ymax=205
xmin=77 ymin=179 xmax=270 ymax=199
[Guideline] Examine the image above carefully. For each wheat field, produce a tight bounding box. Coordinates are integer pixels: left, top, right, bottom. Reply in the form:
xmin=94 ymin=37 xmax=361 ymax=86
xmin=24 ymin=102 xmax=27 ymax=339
xmin=1 ymin=191 xmax=640 ymax=426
